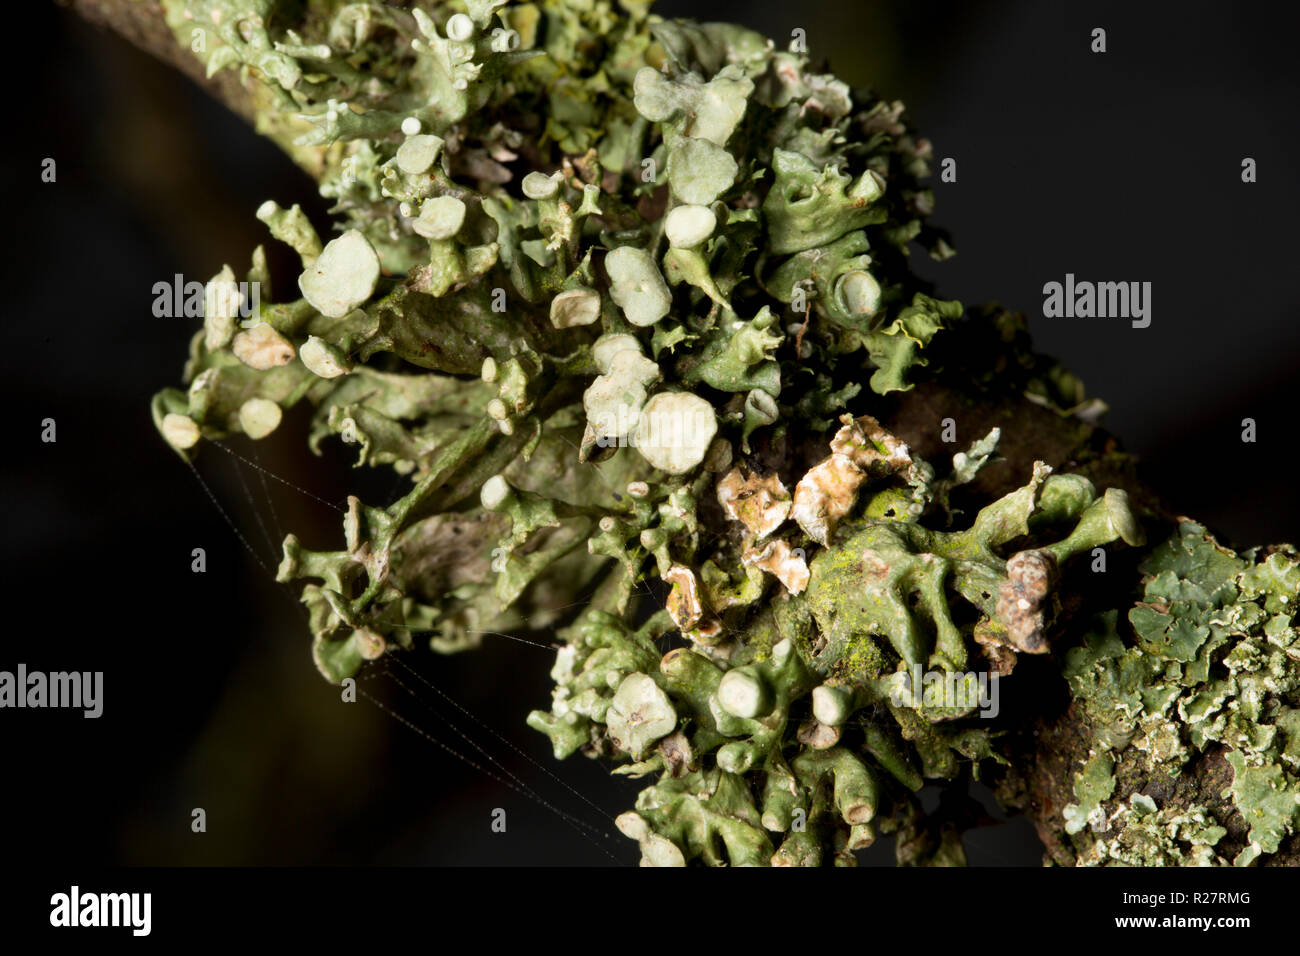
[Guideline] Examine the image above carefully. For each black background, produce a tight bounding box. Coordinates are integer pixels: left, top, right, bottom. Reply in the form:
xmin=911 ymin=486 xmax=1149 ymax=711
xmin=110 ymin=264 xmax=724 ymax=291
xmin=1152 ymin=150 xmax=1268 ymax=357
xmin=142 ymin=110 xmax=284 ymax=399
xmin=3 ymin=0 xmax=1297 ymax=866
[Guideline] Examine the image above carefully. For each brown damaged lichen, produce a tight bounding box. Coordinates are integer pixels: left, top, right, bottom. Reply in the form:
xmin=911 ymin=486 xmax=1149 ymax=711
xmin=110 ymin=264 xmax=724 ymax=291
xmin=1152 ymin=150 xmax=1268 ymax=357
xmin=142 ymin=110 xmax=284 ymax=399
xmin=792 ymin=413 xmax=923 ymax=546
xmin=717 ymin=468 xmax=792 ymax=540
xmin=742 ymin=538 xmax=810 ymax=594
xmin=995 ymin=549 xmax=1059 ymax=653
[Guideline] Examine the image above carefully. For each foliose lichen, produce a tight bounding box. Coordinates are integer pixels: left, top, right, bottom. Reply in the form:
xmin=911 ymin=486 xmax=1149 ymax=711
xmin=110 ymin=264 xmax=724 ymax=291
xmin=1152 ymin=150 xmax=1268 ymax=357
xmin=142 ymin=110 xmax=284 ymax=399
xmin=148 ymin=0 xmax=1298 ymax=866
xmin=1060 ymin=522 xmax=1300 ymax=866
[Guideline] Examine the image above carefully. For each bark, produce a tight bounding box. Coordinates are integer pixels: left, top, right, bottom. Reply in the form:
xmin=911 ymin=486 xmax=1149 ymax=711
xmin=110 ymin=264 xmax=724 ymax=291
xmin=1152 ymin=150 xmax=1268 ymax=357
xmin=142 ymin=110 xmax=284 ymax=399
xmin=61 ymin=0 xmax=257 ymax=123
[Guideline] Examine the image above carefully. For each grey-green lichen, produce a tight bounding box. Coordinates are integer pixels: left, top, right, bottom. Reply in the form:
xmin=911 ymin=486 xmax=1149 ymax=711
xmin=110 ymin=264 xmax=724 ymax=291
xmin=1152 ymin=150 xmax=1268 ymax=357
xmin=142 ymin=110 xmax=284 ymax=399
xmin=146 ymin=0 xmax=1298 ymax=866
xmin=152 ymin=0 xmax=955 ymax=676
xmin=1061 ymin=522 xmax=1300 ymax=866
xmin=523 ymin=412 xmax=1145 ymax=864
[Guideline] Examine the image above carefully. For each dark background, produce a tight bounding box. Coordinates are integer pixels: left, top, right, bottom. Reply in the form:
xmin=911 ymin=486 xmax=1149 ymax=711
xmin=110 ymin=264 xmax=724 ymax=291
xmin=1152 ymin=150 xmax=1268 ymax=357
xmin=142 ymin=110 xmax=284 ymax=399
xmin=3 ymin=0 xmax=1296 ymax=866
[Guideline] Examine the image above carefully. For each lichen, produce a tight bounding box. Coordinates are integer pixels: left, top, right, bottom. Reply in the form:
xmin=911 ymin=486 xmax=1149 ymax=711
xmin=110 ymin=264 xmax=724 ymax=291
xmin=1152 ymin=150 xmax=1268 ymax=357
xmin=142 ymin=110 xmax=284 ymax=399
xmin=1061 ymin=522 xmax=1300 ymax=866
xmin=145 ymin=0 xmax=1298 ymax=866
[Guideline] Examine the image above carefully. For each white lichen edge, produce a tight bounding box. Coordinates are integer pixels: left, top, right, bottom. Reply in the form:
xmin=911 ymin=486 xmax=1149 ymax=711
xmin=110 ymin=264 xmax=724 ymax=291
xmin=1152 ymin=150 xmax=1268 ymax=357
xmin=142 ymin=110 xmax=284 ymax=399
xmin=634 ymin=392 xmax=717 ymax=474
xmin=298 ymin=229 xmax=381 ymax=319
